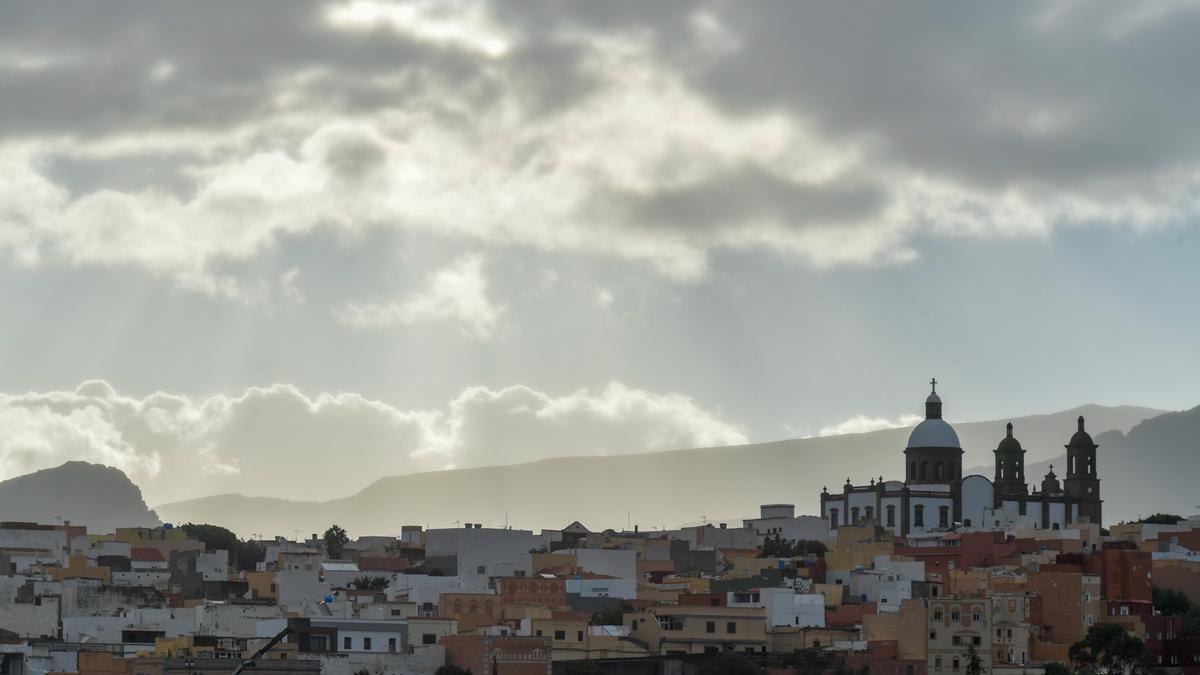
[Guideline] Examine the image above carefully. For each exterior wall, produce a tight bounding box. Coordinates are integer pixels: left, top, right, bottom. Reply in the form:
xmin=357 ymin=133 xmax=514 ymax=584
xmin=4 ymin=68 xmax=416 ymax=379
xmin=198 ymin=550 xmax=229 ymax=581
xmin=386 ymin=573 xmax=463 ymax=607
xmin=442 ymin=635 xmax=552 ymax=675
xmin=275 ymin=569 xmax=331 ymax=609
xmin=564 ymin=578 xmax=637 ymax=600
xmin=571 ymin=548 xmax=636 ymax=580
xmin=0 ymin=595 xmax=60 ymax=638
xmin=863 ymin=598 xmax=927 ymax=661
xmin=928 ymin=598 xmax=993 ymax=674
xmin=639 ymin=605 xmax=768 ymax=655
xmin=961 ymin=475 xmax=993 ymax=528
xmin=743 ymin=514 xmax=831 ymax=543
xmin=909 ymin=495 xmax=955 ymax=534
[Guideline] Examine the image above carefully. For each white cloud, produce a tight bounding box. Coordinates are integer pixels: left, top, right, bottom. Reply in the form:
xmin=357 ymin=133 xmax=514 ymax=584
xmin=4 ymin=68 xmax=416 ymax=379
xmin=2 ymin=2 xmax=1199 ymax=296
xmin=338 ymin=254 xmax=503 ymax=337
xmin=817 ymin=414 xmax=923 ymax=437
xmin=594 ymin=287 xmax=615 ymax=309
xmin=0 ymin=380 xmax=745 ymax=504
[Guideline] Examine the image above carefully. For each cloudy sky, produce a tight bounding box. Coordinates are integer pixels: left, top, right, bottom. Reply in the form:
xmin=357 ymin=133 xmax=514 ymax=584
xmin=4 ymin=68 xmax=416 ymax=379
xmin=2 ymin=1 xmax=1200 ymax=504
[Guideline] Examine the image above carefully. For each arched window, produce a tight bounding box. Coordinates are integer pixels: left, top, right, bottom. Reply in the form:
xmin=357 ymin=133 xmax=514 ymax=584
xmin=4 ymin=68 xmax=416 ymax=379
xmin=851 ymin=507 xmax=860 ymax=524
xmin=910 ymin=461 xmax=916 ymax=479
xmin=914 ymin=505 xmax=925 ymax=527
xmin=920 ymin=461 xmax=929 ymax=480
xmin=936 ymin=462 xmax=944 ymax=480
xmin=830 ymin=508 xmax=839 ymax=529
xmin=939 ymin=505 xmax=950 ymax=528
xmin=886 ymin=505 xmax=896 ymax=527
xmin=864 ymin=506 xmax=874 ymax=523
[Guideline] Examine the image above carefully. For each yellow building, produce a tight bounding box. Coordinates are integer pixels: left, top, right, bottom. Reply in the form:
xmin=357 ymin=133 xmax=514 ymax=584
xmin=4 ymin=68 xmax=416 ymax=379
xmin=625 ymin=605 xmax=767 ymax=656
xmin=49 ymin=554 xmax=110 ymax=584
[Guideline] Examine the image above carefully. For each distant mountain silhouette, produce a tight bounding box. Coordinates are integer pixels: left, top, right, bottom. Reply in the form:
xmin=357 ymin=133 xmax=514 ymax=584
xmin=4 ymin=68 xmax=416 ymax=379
xmin=985 ymin=405 xmax=1200 ymax=525
xmin=0 ymin=461 xmax=160 ymax=533
xmin=155 ymin=404 xmax=1163 ymax=537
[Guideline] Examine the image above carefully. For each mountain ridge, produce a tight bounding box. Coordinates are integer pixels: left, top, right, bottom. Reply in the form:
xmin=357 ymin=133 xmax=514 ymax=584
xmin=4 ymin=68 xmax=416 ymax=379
xmin=0 ymin=461 xmax=161 ymax=533
xmin=155 ymin=403 xmax=1166 ymax=537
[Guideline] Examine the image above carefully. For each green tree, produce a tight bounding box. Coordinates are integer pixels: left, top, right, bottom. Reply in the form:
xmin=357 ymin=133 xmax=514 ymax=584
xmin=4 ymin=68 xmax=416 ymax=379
xmin=324 ymin=524 xmax=349 ymax=559
xmin=966 ymin=645 xmax=984 ymax=675
xmin=1069 ymin=623 xmax=1149 ymax=675
xmin=1044 ymin=662 xmax=1072 ymax=675
xmin=1152 ymin=587 xmax=1191 ymax=616
xmin=1138 ymin=514 xmax=1184 ymax=525
xmin=758 ymin=535 xmax=829 ymax=558
xmin=1185 ymin=605 xmax=1200 ymax=634
xmin=179 ymin=523 xmax=264 ymax=571
xmin=351 ymin=576 xmax=390 ymax=590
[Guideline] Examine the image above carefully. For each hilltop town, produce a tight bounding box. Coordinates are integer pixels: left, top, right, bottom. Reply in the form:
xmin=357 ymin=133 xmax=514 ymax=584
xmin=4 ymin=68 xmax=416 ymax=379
xmin=1 ymin=388 xmax=1199 ymax=675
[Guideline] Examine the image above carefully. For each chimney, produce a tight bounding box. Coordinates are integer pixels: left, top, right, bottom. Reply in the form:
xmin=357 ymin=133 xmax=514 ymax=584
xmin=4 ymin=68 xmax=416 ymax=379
xmin=719 ymin=523 xmax=727 ymax=529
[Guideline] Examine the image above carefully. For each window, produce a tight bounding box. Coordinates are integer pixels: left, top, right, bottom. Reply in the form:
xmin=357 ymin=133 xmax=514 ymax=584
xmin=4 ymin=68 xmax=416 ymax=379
xmin=363 ymin=637 xmax=371 ymax=650
xmin=1120 ymin=606 xmax=1130 ymax=616
xmin=887 ymin=505 xmax=896 ymax=527
xmin=935 ymin=656 xmax=943 ymax=671
xmin=953 ymin=659 xmax=960 ymax=670
xmin=934 ymin=610 xmax=943 ymax=620
xmin=951 ymin=610 xmax=960 ymax=622
xmin=864 ymin=506 xmax=874 ymax=522
xmin=577 ymin=630 xmax=584 ymax=642
xmin=936 ymin=462 xmax=944 ymax=480
xmin=704 ymin=646 xmax=719 ymax=655
xmin=952 ymin=636 xmax=961 ymax=645
xmin=422 ymin=633 xmax=437 ymax=645
xmin=830 ymin=508 xmax=840 ymax=529
xmin=914 ymin=505 xmax=925 ymax=527
xmin=930 ymin=631 xmax=937 ymax=640
xmin=920 ymin=461 xmax=929 ymax=480
xmin=727 ymin=622 xmax=737 ymax=634
xmin=851 ymin=507 xmax=860 ymax=524
xmin=705 ymin=621 xmax=716 ymax=634
xmin=343 ymin=636 xmax=351 ymax=650
xmin=972 ymin=636 xmax=981 ymax=646
xmin=939 ymin=505 xmax=950 ymax=528
xmin=972 ymin=611 xmax=982 ymax=622
xmin=963 ymin=519 xmax=971 ymax=527
xmin=554 ymin=630 xmax=566 ymax=640
xmin=388 ymin=637 xmax=397 ymax=651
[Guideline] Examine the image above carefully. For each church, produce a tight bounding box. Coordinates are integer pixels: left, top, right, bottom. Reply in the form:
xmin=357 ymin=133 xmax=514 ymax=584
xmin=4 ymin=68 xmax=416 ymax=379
xmin=819 ymin=380 xmax=1102 ymax=536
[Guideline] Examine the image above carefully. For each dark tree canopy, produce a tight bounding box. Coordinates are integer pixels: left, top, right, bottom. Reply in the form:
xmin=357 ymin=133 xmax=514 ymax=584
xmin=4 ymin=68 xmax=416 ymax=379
xmin=434 ymin=666 xmax=472 ymax=675
xmin=1153 ymin=586 xmax=1191 ymax=616
xmin=179 ymin=523 xmax=265 ymax=571
xmin=758 ymin=534 xmax=828 ymax=558
xmin=1069 ymin=623 xmax=1149 ymax=675
xmin=324 ymin=524 xmax=350 ymax=559
xmin=1138 ymin=513 xmax=1184 ymax=524
xmin=352 ymin=576 xmax=390 ymax=590
xmin=1044 ymin=662 xmax=1072 ymax=675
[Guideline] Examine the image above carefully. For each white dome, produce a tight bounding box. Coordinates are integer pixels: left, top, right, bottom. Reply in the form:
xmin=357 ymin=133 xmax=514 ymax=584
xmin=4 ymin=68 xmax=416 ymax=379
xmin=907 ymin=418 xmax=961 ymax=449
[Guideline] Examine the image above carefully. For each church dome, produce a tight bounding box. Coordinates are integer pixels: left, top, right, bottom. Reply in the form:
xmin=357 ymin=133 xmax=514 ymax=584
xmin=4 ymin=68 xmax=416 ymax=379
xmin=907 ymin=418 xmax=961 ymax=449
xmin=997 ymin=422 xmax=1022 ymax=453
xmin=1067 ymin=416 xmax=1097 ymax=448
xmin=907 ymin=378 xmax=960 ymax=449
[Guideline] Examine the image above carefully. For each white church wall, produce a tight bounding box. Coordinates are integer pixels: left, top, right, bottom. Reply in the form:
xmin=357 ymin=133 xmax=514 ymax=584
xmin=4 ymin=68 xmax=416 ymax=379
xmin=908 ymin=496 xmax=954 ymax=534
xmin=961 ymin=475 xmax=993 ymax=529
xmin=880 ymin=496 xmax=903 ymax=535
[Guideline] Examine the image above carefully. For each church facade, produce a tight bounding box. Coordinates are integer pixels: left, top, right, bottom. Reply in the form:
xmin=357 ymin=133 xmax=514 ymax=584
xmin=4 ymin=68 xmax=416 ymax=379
xmin=819 ymin=381 xmax=1103 ymax=536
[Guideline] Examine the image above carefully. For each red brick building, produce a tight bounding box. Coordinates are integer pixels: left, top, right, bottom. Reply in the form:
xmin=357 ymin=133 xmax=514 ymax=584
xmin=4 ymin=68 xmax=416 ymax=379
xmin=498 ymin=577 xmax=567 ymax=608
xmin=442 ymin=635 xmax=552 ymax=675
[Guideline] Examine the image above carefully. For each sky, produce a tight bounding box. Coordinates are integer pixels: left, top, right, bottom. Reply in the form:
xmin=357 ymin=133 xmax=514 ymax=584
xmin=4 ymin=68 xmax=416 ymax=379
xmin=2 ymin=1 xmax=1199 ymax=506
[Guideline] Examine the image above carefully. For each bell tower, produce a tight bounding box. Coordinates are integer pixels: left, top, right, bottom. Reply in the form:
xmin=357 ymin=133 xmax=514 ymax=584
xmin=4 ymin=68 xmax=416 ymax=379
xmin=1063 ymin=416 xmax=1102 ymax=525
xmin=993 ymin=422 xmax=1028 ymax=508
